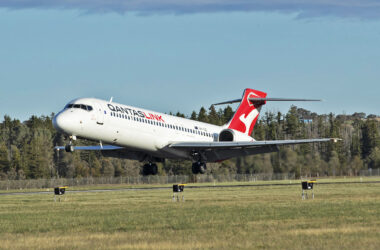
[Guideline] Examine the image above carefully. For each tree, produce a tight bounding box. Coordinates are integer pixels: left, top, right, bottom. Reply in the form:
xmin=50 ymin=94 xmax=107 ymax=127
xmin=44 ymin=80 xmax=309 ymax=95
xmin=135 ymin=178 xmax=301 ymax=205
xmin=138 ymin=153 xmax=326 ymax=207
xmin=285 ymin=106 xmax=299 ymax=137
xmin=175 ymin=112 xmax=185 ymax=118
xmin=190 ymin=111 xmax=197 ymax=121
xmin=197 ymin=107 xmax=208 ymax=123
xmin=350 ymin=155 xmax=364 ymax=176
xmin=208 ymin=105 xmax=220 ymax=125
xmin=369 ymin=147 xmax=380 ymax=169
xmin=222 ymin=106 xmax=234 ymax=124
xmin=101 ymin=158 xmax=115 ymax=177
xmin=10 ymin=146 xmax=23 ymax=179
xmin=0 ymin=143 xmax=10 ymax=178
xmin=90 ymin=157 xmax=102 ymax=177
xmin=328 ymin=151 xmax=340 ymax=176
xmin=361 ymin=119 xmax=379 ymax=159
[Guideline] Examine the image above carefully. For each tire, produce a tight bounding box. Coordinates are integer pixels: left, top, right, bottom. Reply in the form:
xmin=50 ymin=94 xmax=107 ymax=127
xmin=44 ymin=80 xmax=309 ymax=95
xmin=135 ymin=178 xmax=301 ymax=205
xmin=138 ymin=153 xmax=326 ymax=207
xmin=142 ymin=164 xmax=151 ymax=175
xmin=199 ymin=163 xmax=207 ymax=174
xmin=151 ymin=164 xmax=158 ymax=175
xmin=192 ymin=162 xmax=206 ymax=174
xmin=192 ymin=162 xmax=200 ymax=174
xmin=65 ymin=144 xmax=74 ymax=152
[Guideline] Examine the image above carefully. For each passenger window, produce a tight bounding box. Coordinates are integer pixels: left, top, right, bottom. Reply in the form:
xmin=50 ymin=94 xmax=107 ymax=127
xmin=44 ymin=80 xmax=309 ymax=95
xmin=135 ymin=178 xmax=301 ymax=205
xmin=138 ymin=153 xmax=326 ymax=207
xmin=73 ymin=104 xmax=80 ymax=108
xmin=87 ymin=106 xmax=93 ymax=111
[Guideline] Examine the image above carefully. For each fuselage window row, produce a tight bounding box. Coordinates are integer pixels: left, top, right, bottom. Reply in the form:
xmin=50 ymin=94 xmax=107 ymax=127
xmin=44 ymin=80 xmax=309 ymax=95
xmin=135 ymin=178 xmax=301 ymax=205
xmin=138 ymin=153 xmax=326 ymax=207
xmin=109 ymin=112 xmax=212 ymax=137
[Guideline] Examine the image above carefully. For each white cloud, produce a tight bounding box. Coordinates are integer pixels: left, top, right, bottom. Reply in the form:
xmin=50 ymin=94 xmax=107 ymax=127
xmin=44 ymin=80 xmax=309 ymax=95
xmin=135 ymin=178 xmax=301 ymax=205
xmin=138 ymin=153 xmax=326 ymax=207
xmin=0 ymin=0 xmax=379 ymax=19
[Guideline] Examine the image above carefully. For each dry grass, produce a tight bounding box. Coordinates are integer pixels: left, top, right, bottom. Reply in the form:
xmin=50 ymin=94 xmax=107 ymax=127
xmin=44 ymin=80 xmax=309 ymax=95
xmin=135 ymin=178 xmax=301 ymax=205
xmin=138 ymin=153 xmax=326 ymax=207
xmin=0 ymin=180 xmax=380 ymax=249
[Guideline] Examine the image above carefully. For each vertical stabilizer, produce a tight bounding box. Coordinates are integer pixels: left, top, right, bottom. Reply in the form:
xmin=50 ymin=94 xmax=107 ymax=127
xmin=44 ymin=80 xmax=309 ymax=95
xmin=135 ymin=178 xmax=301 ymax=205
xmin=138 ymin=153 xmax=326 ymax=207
xmin=226 ymin=88 xmax=267 ymax=136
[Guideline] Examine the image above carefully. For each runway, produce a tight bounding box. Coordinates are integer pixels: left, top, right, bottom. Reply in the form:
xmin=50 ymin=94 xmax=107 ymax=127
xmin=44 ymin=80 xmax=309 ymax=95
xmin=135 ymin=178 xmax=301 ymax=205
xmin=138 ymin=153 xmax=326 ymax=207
xmin=1 ymin=180 xmax=379 ymax=196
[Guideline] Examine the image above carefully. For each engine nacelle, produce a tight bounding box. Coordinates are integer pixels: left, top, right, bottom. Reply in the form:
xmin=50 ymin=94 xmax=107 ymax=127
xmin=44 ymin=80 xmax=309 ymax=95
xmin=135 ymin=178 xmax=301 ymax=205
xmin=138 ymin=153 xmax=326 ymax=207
xmin=219 ymin=129 xmax=235 ymax=141
xmin=218 ymin=129 xmax=255 ymax=142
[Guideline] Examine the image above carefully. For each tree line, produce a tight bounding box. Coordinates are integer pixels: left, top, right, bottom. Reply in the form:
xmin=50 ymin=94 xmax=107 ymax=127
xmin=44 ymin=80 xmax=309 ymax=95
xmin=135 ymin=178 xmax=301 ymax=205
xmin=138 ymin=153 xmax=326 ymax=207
xmin=0 ymin=106 xmax=379 ymax=180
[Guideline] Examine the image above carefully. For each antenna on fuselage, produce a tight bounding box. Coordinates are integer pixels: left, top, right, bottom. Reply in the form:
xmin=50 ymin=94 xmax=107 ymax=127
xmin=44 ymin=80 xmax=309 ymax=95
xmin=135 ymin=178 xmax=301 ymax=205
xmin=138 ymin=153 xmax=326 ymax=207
xmin=109 ymin=97 xmax=113 ymax=103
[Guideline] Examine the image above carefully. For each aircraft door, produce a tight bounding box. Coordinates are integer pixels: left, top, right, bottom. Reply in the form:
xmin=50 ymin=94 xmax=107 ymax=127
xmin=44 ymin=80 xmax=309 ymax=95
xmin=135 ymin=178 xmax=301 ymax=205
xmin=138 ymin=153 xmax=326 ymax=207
xmin=95 ymin=102 xmax=104 ymax=125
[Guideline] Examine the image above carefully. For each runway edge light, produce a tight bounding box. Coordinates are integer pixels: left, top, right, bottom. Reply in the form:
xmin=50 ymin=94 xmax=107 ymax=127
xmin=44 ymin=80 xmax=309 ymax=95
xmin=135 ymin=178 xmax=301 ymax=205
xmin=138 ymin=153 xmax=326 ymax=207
xmin=173 ymin=184 xmax=186 ymax=202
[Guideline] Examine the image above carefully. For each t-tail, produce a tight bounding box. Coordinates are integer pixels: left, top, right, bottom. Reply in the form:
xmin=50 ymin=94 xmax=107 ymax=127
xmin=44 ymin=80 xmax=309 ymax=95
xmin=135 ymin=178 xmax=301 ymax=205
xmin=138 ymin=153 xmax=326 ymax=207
xmin=213 ymin=88 xmax=321 ymax=136
xmin=226 ymin=88 xmax=266 ymax=135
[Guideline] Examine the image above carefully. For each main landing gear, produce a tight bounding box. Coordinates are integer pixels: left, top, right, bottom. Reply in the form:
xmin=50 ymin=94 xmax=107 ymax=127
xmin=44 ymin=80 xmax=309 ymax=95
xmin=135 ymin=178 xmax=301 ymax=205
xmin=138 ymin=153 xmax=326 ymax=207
xmin=192 ymin=162 xmax=207 ymax=174
xmin=142 ymin=163 xmax=158 ymax=175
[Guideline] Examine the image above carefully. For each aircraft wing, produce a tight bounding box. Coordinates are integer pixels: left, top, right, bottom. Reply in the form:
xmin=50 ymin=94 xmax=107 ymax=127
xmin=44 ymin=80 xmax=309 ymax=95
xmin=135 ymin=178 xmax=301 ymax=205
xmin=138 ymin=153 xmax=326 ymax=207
xmin=169 ymin=138 xmax=339 ymax=162
xmin=170 ymin=138 xmax=336 ymax=149
xmin=54 ymin=145 xmax=124 ymax=151
xmin=54 ymin=145 xmax=151 ymax=162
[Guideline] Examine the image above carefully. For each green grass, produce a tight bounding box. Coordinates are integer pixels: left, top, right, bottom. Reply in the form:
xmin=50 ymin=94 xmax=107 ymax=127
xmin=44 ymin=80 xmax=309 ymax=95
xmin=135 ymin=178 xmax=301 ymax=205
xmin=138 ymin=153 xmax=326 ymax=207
xmin=0 ymin=180 xmax=380 ymax=249
xmin=1 ymin=176 xmax=379 ymax=194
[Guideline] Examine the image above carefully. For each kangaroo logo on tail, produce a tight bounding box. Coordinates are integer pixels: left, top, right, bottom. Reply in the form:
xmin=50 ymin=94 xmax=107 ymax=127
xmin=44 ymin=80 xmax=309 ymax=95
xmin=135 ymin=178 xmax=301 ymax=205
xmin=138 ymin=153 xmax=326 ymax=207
xmin=227 ymin=89 xmax=267 ymax=135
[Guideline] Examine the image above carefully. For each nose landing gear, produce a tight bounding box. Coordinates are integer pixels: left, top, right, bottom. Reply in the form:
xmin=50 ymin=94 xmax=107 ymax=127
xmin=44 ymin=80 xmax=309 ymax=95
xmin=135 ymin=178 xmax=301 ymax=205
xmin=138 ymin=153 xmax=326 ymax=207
xmin=64 ymin=135 xmax=77 ymax=152
xmin=65 ymin=144 xmax=74 ymax=152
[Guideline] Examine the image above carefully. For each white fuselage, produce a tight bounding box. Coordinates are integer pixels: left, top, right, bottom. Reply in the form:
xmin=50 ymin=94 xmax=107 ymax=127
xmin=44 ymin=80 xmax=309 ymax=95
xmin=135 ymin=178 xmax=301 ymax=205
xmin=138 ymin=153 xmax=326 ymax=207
xmin=53 ymin=98 xmax=253 ymax=160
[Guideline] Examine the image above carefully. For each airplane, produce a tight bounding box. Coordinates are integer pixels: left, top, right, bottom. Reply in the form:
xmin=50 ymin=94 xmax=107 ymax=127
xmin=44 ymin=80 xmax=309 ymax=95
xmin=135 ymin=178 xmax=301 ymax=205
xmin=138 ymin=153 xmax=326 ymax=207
xmin=53 ymin=88 xmax=339 ymax=175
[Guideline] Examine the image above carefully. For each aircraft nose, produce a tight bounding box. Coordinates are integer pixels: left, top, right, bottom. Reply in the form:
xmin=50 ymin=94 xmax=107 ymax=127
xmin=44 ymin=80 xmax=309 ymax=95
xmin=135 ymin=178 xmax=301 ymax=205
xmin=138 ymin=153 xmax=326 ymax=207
xmin=53 ymin=113 xmax=69 ymax=132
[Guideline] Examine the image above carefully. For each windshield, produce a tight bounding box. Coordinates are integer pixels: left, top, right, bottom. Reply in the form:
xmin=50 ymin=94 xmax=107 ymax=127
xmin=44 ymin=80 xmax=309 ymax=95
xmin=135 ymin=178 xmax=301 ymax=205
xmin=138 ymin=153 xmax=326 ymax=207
xmin=65 ymin=103 xmax=93 ymax=111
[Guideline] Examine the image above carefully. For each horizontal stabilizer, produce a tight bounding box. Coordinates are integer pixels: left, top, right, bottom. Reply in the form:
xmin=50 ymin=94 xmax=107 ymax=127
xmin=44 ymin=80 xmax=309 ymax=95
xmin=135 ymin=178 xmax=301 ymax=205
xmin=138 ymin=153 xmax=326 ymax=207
xmin=213 ymin=97 xmax=321 ymax=106
xmin=249 ymin=98 xmax=321 ymax=102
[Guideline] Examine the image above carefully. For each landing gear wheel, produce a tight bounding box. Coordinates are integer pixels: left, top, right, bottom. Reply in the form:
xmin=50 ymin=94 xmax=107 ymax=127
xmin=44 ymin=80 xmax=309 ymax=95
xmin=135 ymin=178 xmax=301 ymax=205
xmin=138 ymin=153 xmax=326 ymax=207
xmin=151 ymin=164 xmax=158 ymax=175
xmin=65 ymin=144 xmax=74 ymax=152
xmin=199 ymin=163 xmax=206 ymax=174
xmin=142 ymin=163 xmax=158 ymax=175
xmin=192 ymin=162 xmax=207 ymax=174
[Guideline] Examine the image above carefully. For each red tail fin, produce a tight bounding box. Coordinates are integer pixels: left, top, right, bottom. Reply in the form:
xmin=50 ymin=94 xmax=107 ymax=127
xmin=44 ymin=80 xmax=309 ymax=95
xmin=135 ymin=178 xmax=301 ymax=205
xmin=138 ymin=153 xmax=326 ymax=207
xmin=227 ymin=88 xmax=267 ymax=135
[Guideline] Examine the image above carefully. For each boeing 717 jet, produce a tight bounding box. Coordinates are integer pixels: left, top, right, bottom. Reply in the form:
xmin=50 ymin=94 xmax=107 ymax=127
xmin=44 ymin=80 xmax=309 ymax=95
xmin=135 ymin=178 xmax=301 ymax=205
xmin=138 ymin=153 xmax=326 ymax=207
xmin=53 ymin=88 xmax=338 ymax=175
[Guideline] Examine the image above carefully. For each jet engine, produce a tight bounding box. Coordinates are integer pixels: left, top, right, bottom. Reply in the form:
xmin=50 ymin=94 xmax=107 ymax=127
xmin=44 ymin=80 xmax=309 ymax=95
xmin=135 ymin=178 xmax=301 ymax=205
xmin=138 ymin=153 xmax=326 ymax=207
xmin=218 ymin=129 xmax=235 ymax=141
xmin=218 ymin=129 xmax=255 ymax=142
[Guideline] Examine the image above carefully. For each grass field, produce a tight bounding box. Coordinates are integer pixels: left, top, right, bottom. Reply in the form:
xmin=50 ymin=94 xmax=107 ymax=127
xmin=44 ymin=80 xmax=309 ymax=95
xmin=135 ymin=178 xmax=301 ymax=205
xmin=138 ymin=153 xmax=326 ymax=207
xmin=1 ymin=180 xmax=380 ymax=249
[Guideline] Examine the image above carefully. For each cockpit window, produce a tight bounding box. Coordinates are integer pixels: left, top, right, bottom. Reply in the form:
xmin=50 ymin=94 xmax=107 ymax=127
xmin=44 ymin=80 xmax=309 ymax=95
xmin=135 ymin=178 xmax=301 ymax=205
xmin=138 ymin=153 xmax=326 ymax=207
xmin=65 ymin=103 xmax=93 ymax=111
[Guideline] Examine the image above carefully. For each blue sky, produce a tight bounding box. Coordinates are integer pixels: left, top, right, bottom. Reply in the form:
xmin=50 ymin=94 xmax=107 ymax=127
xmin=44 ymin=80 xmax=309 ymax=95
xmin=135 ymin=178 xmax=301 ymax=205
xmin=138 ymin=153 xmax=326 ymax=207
xmin=1 ymin=1 xmax=380 ymax=121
